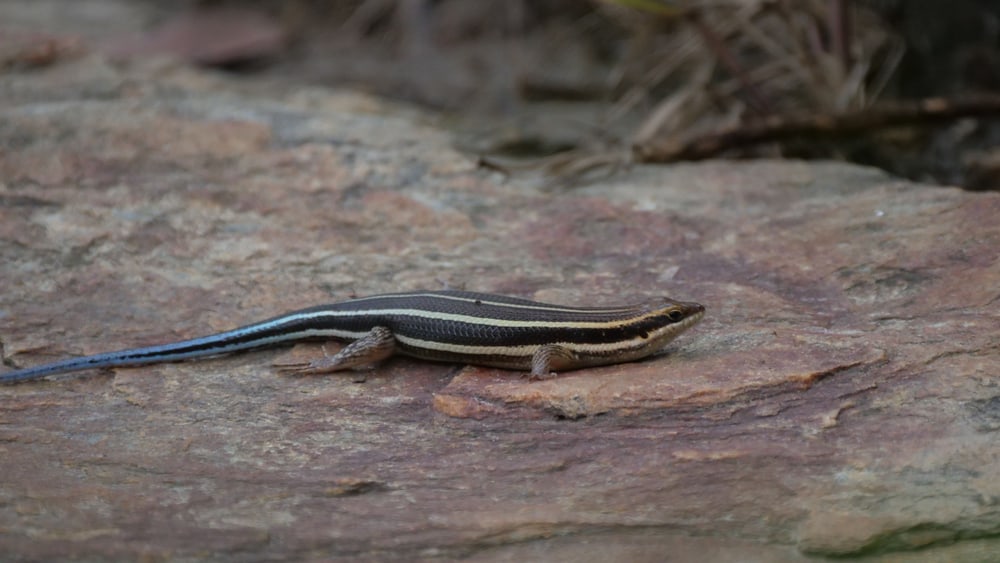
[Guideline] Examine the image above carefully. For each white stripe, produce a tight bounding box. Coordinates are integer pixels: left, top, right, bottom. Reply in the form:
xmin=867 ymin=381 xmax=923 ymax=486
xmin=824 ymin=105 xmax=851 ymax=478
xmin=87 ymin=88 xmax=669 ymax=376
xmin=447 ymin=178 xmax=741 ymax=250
xmin=343 ymin=292 xmax=638 ymax=314
xmin=263 ymin=327 xmax=369 ymax=341
xmin=266 ymin=308 xmax=658 ymax=329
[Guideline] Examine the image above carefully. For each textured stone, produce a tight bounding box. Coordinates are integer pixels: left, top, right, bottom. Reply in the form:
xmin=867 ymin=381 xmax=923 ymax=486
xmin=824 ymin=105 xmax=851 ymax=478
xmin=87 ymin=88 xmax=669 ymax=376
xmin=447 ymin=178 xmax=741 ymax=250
xmin=1 ymin=57 xmax=998 ymax=562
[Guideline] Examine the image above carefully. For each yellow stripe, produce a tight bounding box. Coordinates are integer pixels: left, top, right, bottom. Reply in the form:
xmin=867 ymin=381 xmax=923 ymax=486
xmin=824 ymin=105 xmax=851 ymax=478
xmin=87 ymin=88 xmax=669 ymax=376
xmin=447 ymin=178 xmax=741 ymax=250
xmin=393 ymin=312 xmax=703 ymax=356
xmin=394 ymin=334 xmax=648 ymax=356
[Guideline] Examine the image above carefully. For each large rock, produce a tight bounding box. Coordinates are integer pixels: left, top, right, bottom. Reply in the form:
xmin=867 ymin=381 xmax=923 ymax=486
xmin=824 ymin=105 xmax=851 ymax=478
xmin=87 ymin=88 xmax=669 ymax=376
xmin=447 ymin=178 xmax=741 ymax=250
xmin=1 ymin=55 xmax=998 ymax=561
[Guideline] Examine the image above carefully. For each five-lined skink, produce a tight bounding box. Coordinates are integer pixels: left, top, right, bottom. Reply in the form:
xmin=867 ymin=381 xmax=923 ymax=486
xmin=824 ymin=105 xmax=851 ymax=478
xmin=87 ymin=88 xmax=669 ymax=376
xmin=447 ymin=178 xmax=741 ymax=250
xmin=0 ymin=290 xmax=704 ymax=384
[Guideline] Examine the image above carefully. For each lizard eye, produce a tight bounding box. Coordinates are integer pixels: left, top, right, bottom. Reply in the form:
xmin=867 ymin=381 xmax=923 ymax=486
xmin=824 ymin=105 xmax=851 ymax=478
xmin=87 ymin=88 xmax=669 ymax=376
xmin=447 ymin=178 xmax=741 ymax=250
xmin=667 ymin=309 xmax=685 ymax=322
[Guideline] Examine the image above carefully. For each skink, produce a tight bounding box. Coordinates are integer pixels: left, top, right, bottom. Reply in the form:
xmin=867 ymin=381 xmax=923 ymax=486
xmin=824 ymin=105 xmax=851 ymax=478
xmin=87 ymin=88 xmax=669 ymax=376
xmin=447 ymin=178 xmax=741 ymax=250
xmin=0 ymin=290 xmax=704 ymax=384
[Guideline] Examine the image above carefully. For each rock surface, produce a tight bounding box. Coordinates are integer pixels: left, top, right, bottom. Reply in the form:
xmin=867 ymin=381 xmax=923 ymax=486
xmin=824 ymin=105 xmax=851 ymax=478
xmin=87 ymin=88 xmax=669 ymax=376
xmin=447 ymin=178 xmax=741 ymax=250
xmin=1 ymin=56 xmax=998 ymax=561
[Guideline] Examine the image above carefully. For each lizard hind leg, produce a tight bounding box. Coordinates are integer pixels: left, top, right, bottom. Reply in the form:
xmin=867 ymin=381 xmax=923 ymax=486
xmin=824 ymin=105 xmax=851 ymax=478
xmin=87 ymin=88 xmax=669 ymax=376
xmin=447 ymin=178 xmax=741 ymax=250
xmin=275 ymin=326 xmax=396 ymax=376
xmin=529 ymin=344 xmax=578 ymax=380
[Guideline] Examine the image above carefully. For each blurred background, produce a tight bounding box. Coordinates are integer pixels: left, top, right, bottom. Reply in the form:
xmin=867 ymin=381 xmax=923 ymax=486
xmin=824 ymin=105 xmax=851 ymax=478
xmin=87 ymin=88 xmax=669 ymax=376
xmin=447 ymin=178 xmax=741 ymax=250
xmin=5 ymin=0 xmax=1000 ymax=189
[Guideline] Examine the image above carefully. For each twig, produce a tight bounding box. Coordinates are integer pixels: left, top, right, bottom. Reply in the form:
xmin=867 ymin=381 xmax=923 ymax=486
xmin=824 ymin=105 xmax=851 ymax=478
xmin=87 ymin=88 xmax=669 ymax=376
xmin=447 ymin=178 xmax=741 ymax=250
xmin=828 ymin=0 xmax=852 ymax=70
xmin=687 ymin=11 xmax=773 ymax=116
xmin=635 ymin=94 xmax=1000 ymax=162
